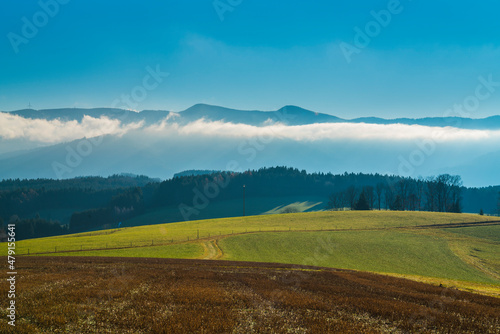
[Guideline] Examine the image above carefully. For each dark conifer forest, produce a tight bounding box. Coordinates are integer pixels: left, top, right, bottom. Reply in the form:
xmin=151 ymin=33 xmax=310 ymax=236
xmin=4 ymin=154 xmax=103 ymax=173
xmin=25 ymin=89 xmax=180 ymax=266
xmin=1 ymin=168 xmax=498 ymax=240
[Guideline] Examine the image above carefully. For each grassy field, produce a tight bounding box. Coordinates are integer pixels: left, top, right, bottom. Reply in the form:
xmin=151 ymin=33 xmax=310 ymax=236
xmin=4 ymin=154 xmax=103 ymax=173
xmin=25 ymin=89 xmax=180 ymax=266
xmin=219 ymin=230 xmax=498 ymax=284
xmin=7 ymin=211 xmax=496 ymax=255
xmin=51 ymin=242 xmax=204 ymax=259
xmin=3 ymin=211 xmax=499 ymax=294
xmin=446 ymin=224 xmax=500 ymax=242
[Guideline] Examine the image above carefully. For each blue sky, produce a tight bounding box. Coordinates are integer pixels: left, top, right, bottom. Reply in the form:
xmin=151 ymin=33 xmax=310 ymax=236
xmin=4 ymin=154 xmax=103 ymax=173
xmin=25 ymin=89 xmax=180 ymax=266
xmin=1 ymin=0 xmax=499 ymax=118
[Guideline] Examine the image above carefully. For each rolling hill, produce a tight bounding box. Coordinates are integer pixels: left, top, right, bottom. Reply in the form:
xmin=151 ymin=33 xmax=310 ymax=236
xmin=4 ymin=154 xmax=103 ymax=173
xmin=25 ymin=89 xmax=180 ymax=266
xmin=5 ymin=211 xmax=499 ymax=295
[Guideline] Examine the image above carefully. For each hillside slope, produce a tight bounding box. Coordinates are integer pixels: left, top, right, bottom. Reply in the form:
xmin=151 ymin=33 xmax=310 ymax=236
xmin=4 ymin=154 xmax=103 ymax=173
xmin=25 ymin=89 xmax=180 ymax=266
xmin=6 ymin=211 xmax=499 ymax=294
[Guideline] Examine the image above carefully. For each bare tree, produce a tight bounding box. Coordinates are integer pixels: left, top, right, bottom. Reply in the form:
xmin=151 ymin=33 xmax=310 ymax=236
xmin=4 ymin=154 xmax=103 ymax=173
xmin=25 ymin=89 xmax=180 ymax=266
xmin=384 ymin=186 xmax=395 ymax=210
xmin=415 ymin=178 xmax=425 ymax=211
xmin=363 ymin=186 xmax=375 ymax=210
xmin=327 ymin=191 xmax=347 ymax=211
xmin=376 ymin=182 xmax=385 ymax=210
xmin=425 ymin=176 xmax=438 ymax=212
xmin=408 ymin=193 xmax=418 ymax=211
xmin=397 ymin=178 xmax=413 ymax=211
xmin=448 ymin=175 xmax=462 ymax=213
xmin=427 ymin=174 xmax=462 ymax=213
xmin=345 ymin=186 xmax=357 ymax=210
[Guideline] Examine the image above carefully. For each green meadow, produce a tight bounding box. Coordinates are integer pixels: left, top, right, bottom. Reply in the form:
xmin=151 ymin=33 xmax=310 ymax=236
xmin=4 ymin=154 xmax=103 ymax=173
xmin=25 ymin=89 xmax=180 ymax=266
xmin=4 ymin=211 xmax=499 ymax=292
xmin=8 ymin=211 xmax=495 ymax=255
xmin=220 ymin=230 xmax=497 ymax=284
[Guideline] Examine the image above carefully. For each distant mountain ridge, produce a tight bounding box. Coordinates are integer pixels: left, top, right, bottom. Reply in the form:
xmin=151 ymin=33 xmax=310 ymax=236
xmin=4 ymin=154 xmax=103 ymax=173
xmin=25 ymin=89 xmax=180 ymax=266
xmin=4 ymin=104 xmax=500 ymax=129
xmin=2 ymin=104 xmax=500 ymax=186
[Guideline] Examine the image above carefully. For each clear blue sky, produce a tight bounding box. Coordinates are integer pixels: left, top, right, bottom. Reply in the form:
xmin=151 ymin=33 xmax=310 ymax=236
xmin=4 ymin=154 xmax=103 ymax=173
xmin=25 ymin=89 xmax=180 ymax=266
xmin=1 ymin=0 xmax=499 ymax=118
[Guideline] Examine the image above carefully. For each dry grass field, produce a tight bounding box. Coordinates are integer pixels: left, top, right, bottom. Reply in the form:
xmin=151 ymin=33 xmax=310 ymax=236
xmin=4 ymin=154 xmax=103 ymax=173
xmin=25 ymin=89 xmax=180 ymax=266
xmin=1 ymin=256 xmax=499 ymax=333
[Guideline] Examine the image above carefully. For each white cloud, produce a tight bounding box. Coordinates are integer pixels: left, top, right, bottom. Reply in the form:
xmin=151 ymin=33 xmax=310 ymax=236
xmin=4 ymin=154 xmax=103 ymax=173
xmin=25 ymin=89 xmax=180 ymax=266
xmin=0 ymin=113 xmax=143 ymax=144
xmin=144 ymin=118 xmax=500 ymax=143
xmin=1 ymin=112 xmax=499 ymax=150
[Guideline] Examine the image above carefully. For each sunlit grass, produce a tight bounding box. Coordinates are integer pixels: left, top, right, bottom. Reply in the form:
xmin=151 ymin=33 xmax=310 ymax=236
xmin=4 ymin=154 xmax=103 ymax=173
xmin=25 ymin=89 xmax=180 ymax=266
xmin=32 ymin=242 xmax=204 ymax=259
xmin=262 ymin=201 xmax=323 ymax=214
xmin=2 ymin=211 xmax=495 ymax=255
xmin=2 ymin=211 xmax=499 ymax=296
xmin=219 ymin=230 xmax=498 ymax=284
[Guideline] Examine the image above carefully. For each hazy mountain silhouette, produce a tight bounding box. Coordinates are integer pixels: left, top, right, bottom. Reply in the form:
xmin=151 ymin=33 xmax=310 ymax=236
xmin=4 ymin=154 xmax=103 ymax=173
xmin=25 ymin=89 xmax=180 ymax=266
xmin=5 ymin=104 xmax=500 ymax=129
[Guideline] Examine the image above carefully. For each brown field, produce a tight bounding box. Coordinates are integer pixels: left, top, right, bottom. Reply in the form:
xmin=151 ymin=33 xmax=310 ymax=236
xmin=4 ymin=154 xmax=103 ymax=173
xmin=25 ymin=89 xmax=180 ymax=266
xmin=1 ymin=256 xmax=499 ymax=334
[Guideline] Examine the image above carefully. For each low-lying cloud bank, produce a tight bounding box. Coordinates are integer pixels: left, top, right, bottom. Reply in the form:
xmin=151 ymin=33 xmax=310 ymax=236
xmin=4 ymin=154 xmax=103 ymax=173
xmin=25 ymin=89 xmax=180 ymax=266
xmin=2 ymin=113 xmax=500 ymax=149
xmin=145 ymin=118 xmax=500 ymax=142
xmin=1 ymin=114 xmax=499 ymax=187
xmin=0 ymin=113 xmax=143 ymax=144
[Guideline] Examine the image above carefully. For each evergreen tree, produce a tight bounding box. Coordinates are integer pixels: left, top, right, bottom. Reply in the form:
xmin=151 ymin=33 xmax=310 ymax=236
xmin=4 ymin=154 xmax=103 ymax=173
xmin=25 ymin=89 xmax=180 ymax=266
xmin=354 ymin=192 xmax=370 ymax=211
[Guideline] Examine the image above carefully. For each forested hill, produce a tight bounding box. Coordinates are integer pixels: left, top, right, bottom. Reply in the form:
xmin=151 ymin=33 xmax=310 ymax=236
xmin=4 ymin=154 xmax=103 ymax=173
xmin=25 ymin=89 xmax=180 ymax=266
xmin=152 ymin=168 xmax=499 ymax=215
xmin=1 ymin=167 xmax=499 ymax=241
xmin=0 ymin=174 xmax=160 ymax=191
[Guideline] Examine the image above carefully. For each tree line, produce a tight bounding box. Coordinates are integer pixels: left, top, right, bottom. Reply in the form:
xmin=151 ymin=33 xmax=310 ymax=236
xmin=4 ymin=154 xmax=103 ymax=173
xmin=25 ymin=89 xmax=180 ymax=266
xmin=0 ymin=215 xmax=68 ymax=241
xmin=69 ymin=187 xmax=146 ymax=233
xmin=1 ymin=168 xmax=499 ymax=240
xmin=327 ymin=174 xmax=463 ymax=213
xmin=0 ymin=174 xmax=158 ymax=192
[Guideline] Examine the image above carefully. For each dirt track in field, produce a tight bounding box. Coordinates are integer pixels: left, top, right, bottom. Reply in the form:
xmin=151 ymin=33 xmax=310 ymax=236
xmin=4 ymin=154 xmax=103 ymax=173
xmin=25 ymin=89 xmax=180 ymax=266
xmin=201 ymin=239 xmax=224 ymax=260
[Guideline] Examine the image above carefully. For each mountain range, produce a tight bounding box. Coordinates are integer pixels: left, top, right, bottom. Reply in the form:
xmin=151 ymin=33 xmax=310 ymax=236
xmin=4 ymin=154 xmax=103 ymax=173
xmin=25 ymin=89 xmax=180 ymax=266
xmin=1 ymin=104 xmax=499 ymax=187
xmin=6 ymin=104 xmax=500 ymax=129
